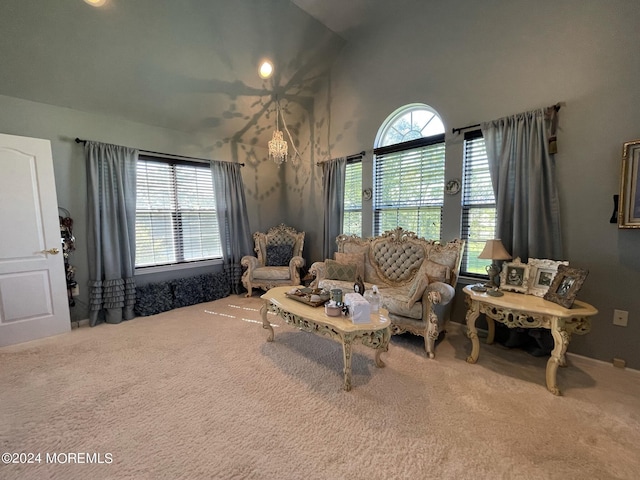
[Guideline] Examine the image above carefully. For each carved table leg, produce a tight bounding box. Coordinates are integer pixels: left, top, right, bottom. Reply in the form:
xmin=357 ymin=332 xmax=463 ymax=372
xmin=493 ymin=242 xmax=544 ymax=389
xmin=486 ymin=317 xmax=496 ymax=345
xmin=425 ymin=310 xmax=439 ymax=359
xmin=342 ymin=335 xmax=353 ymax=391
xmin=260 ymin=300 xmax=274 ymax=342
xmin=546 ymin=316 xmax=568 ymax=396
xmin=374 ymin=328 xmax=391 ymax=368
xmin=374 ymin=348 xmax=386 ymax=368
xmin=466 ymin=301 xmax=481 ymax=364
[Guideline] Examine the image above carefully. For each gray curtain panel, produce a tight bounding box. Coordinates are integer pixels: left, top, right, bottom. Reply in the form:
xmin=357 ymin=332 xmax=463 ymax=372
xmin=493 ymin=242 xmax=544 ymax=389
xmin=322 ymin=157 xmax=347 ymax=260
xmin=481 ymin=107 xmax=563 ymax=261
xmin=211 ymin=160 xmax=253 ymax=294
xmin=85 ymin=141 xmax=137 ymax=326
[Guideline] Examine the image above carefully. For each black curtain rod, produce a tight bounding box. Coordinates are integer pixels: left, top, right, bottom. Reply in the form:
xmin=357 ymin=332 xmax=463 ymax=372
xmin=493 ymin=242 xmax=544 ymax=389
xmin=316 ymin=150 xmax=366 ymax=166
xmin=451 ymin=124 xmax=480 ymax=135
xmin=451 ymin=103 xmax=563 ymax=135
xmin=74 ymin=137 xmax=245 ymax=166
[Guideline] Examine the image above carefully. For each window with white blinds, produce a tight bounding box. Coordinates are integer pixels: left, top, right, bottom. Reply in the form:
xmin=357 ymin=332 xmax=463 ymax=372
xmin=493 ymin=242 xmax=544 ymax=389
xmin=373 ymin=134 xmax=445 ymax=239
xmin=135 ymin=156 xmax=222 ymax=268
xmin=461 ymin=130 xmax=496 ymax=276
xmin=343 ymin=160 xmax=362 ymax=236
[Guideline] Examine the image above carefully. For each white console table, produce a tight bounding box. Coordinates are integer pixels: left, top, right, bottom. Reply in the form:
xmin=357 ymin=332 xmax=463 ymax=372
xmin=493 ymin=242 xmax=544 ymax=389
xmin=463 ymin=285 xmax=598 ymax=395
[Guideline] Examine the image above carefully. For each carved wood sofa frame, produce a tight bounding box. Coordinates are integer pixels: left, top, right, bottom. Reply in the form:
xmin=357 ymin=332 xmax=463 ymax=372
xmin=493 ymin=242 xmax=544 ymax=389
xmin=309 ymin=227 xmax=464 ymax=358
xmin=241 ymin=224 xmax=305 ymax=297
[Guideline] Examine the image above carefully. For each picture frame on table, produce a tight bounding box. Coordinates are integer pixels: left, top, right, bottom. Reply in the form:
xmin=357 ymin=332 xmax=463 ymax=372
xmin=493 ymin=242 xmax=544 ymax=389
xmin=526 ymin=258 xmax=569 ymax=297
xmin=543 ymin=265 xmax=589 ymax=308
xmin=618 ymin=139 xmax=640 ymax=228
xmin=499 ymin=257 xmax=529 ymax=294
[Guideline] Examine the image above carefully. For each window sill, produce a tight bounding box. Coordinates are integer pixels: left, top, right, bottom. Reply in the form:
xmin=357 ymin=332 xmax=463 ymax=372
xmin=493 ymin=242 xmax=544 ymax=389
xmin=135 ymin=258 xmax=223 ymax=276
xmin=457 ymin=274 xmax=489 ymax=285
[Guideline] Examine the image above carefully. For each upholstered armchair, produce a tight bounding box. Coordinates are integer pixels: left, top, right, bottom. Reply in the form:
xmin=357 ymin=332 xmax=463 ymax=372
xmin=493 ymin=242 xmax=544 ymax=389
xmin=241 ymin=224 xmax=305 ymax=297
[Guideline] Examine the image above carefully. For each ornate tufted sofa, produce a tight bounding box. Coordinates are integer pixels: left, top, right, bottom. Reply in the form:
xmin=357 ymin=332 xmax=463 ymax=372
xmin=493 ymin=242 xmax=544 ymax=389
xmin=241 ymin=224 xmax=305 ymax=297
xmin=309 ymin=228 xmax=464 ymax=358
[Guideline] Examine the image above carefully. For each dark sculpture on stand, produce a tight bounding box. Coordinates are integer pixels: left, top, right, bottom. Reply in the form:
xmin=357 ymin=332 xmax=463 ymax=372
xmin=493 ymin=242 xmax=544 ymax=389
xmin=59 ymin=209 xmax=76 ymax=307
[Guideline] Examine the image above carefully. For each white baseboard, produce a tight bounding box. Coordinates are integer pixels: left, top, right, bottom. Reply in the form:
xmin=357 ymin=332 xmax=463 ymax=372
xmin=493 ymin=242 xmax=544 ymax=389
xmin=445 ymin=320 xmax=640 ymax=373
xmin=71 ymin=318 xmax=90 ymax=329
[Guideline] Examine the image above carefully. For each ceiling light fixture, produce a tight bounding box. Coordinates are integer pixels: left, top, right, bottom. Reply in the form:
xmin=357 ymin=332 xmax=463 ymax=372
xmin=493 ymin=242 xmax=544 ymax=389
xmin=83 ymin=0 xmax=107 ymax=7
xmin=268 ymin=97 xmax=300 ymax=167
xmin=258 ymin=60 xmax=274 ymax=79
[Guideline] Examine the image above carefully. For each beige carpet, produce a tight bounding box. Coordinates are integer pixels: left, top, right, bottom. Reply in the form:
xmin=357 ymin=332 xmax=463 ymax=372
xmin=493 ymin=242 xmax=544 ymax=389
xmin=1 ymin=294 xmax=639 ymax=480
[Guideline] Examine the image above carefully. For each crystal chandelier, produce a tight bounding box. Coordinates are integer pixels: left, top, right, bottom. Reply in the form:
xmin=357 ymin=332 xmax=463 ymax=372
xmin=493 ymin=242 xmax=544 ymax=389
xmin=268 ymin=97 xmax=300 ymax=167
xmin=268 ymin=100 xmax=288 ymax=165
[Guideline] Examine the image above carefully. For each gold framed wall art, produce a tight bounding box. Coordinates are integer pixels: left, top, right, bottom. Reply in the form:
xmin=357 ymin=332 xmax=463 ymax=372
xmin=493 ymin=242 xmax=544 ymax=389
xmin=619 ymin=139 xmax=640 ymax=228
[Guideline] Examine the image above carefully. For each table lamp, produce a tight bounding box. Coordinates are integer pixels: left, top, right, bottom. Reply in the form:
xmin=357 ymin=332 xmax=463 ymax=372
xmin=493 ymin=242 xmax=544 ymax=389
xmin=478 ymin=239 xmax=512 ymax=296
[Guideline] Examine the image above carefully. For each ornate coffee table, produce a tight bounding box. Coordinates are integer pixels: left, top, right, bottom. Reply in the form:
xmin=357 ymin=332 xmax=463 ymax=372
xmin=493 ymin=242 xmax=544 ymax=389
xmin=260 ymin=286 xmax=391 ymax=391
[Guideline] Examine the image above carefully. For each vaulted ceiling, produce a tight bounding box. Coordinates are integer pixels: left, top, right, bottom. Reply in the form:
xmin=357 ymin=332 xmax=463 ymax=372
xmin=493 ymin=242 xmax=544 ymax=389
xmin=291 ymin=0 xmax=405 ymax=40
xmin=1 ymin=0 xmax=374 ymax=149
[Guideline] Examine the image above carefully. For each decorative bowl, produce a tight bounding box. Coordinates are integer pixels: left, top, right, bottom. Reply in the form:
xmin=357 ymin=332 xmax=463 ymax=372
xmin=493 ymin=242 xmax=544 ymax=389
xmin=324 ymin=304 xmax=342 ymax=317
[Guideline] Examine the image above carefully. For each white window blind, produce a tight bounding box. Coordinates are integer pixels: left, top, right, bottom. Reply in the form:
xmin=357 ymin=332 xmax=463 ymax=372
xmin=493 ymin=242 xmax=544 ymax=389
xmin=461 ymin=131 xmax=496 ymax=276
xmin=135 ymin=156 xmax=222 ymax=268
xmin=373 ymin=135 xmax=445 ymax=239
xmin=343 ymin=160 xmax=362 ymax=236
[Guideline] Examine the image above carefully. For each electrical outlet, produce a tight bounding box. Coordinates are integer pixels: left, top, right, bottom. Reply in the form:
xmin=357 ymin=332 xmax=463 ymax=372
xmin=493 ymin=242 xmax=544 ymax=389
xmin=613 ymin=309 xmax=628 ymax=327
xmin=613 ymin=358 xmax=626 ymax=368
xmin=71 ymin=285 xmax=80 ymax=297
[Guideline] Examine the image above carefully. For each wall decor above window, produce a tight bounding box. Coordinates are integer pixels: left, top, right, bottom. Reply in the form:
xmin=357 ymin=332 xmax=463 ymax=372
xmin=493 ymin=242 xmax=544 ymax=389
xmin=445 ymin=179 xmax=461 ymax=195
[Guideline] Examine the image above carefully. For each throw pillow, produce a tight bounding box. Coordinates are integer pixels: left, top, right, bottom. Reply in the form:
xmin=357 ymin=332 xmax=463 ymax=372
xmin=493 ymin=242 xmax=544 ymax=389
xmin=335 ymin=252 xmax=365 ymax=281
xmin=266 ymin=244 xmax=293 ymax=266
xmin=423 ymin=259 xmax=451 ymax=283
xmin=325 ymin=259 xmax=357 ymax=282
xmin=428 ymin=249 xmax=458 ymax=275
xmin=407 ymin=274 xmax=429 ymax=308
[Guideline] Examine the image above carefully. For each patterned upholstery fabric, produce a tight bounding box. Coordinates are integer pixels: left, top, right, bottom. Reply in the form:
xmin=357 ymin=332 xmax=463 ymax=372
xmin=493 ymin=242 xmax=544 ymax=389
xmin=377 ymin=287 xmax=423 ymax=319
xmin=334 ymin=252 xmax=365 ymax=280
xmin=407 ymin=274 xmax=430 ymax=308
xmin=309 ymin=227 xmax=464 ymax=358
xmin=253 ymin=266 xmax=291 ymax=281
xmin=266 ymin=244 xmax=293 ymax=266
xmin=370 ymin=241 xmax=424 ymax=283
xmin=421 ymin=259 xmax=451 ymax=283
xmin=325 ymin=259 xmax=357 ymax=281
xmin=241 ymin=224 xmax=305 ymax=297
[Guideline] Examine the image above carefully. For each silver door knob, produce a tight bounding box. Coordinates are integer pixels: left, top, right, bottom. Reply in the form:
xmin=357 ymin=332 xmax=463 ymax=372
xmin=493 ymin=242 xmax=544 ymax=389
xmin=42 ymin=248 xmax=60 ymax=255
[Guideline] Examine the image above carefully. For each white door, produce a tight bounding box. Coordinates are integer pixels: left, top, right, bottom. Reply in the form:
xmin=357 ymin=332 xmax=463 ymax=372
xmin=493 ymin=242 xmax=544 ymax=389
xmin=0 ymin=133 xmax=70 ymax=347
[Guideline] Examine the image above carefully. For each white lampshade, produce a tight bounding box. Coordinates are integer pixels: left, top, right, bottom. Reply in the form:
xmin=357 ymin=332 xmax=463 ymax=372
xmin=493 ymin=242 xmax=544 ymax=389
xmin=478 ymin=239 xmax=512 ymax=260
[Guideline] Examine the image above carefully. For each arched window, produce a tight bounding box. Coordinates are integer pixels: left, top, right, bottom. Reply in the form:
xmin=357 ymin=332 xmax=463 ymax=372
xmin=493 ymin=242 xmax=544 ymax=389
xmin=376 ymin=104 xmax=445 ymax=147
xmin=373 ymin=104 xmax=446 ymax=238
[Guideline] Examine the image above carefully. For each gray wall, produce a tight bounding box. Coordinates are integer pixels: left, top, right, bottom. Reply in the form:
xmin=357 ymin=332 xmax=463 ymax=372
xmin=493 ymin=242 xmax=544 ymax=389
xmin=301 ymin=0 xmax=640 ymax=368
xmin=0 ymin=94 xmax=284 ymax=321
xmin=2 ymin=0 xmax=638 ymax=369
